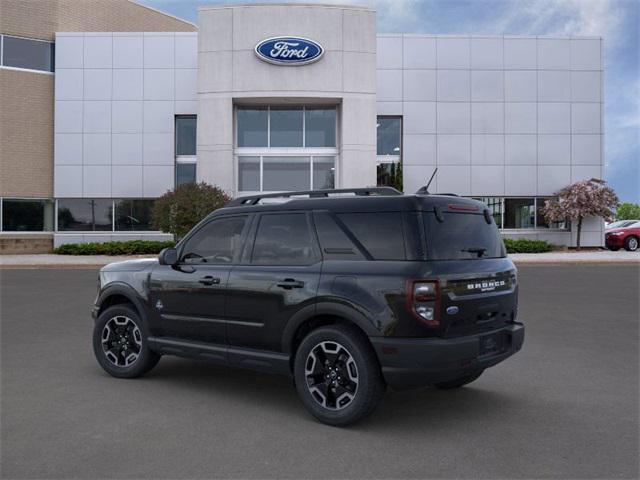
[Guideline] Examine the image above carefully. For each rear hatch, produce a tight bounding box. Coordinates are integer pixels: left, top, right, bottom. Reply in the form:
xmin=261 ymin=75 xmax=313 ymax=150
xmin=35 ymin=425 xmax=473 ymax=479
xmin=421 ymin=205 xmax=518 ymax=339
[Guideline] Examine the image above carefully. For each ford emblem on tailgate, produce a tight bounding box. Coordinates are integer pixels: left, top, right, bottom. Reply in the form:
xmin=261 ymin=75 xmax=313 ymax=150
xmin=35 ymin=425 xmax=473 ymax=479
xmin=446 ymin=306 xmax=459 ymax=315
xmin=255 ymin=37 xmax=324 ymax=66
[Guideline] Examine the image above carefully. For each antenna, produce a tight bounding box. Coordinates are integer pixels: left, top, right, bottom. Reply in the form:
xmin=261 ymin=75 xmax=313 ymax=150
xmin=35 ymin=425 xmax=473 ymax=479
xmin=416 ymin=167 xmax=438 ymax=195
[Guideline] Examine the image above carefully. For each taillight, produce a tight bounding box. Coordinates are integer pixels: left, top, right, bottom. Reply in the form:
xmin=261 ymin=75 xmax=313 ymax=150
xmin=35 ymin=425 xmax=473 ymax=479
xmin=407 ymin=280 xmax=440 ymax=328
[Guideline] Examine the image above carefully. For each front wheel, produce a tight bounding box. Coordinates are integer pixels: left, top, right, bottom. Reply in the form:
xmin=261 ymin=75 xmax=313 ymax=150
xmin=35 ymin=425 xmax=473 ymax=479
xmin=93 ymin=304 xmax=160 ymax=378
xmin=624 ymin=236 xmax=638 ymax=251
xmin=433 ymin=370 xmax=483 ymax=389
xmin=294 ymin=325 xmax=385 ymax=427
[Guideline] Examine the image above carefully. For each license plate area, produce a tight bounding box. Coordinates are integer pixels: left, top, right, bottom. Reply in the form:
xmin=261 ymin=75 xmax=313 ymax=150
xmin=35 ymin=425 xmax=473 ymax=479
xmin=479 ymin=332 xmax=509 ymax=356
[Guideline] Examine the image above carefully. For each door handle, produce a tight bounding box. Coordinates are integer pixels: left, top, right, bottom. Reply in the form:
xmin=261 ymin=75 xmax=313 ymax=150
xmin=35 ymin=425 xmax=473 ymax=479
xmin=276 ymin=278 xmax=305 ymax=289
xmin=198 ymin=276 xmax=221 ymax=286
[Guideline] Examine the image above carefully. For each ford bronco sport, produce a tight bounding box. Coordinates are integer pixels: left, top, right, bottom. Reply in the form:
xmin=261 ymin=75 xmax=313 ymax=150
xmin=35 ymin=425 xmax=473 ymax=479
xmin=92 ymin=188 xmax=524 ymax=426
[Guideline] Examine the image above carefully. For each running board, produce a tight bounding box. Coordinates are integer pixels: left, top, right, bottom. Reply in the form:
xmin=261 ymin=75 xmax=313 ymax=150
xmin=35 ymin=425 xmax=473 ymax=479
xmin=147 ymin=336 xmax=291 ymax=376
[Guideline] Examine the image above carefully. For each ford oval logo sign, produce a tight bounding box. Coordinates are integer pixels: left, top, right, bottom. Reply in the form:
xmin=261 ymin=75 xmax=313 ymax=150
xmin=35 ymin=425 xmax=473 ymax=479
xmin=255 ymin=37 xmax=324 ymax=66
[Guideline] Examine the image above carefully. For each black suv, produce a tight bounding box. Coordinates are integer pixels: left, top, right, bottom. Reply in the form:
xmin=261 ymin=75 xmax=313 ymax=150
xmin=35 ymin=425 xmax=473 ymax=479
xmin=92 ymin=188 xmax=524 ymax=426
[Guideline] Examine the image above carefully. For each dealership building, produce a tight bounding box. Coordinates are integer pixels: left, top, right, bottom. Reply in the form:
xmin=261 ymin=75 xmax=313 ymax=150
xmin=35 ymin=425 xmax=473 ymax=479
xmin=0 ymin=1 xmax=605 ymax=252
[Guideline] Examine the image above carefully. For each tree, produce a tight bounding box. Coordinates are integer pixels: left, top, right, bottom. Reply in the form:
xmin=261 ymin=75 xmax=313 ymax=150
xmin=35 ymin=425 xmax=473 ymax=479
xmin=151 ymin=183 xmax=231 ymax=238
xmin=542 ymin=178 xmax=619 ymax=250
xmin=616 ymin=202 xmax=640 ymax=220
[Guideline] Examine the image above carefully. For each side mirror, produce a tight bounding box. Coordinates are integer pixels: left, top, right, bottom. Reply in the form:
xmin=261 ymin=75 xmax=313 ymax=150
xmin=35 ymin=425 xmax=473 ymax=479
xmin=158 ymin=247 xmax=178 ymax=266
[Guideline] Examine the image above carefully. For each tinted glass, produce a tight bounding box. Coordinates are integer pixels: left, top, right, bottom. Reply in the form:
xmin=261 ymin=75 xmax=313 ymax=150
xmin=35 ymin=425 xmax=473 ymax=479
xmin=312 ymin=157 xmax=335 ymax=189
xmin=423 ymin=212 xmax=505 ymax=260
xmin=305 ymin=108 xmax=336 ymax=147
xmin=270 ymin=107 xmax=303 ymax=147
xmin=313 ymin=212 xmax=365 ymax=261
xmin=181 ymin=216 xmax=247 ymax=264
xmin=114 ymin=199 xmax=154 ymax=231
xmin=263 ymin=156 xmax=309 ymax=191
xmin=57 ymin=199 xmax=112 ymax=231
xmin=337 ymin=212 xmax=406 ymax=260
xmin=252 ymin=214 xmax=315 ymax=265
xmin=176 ymin=163 xmax=196 ymax=186
xmin=175 ymin=116 xmax=196 ymax=155
xmin=2 ymin=36 xmax=54 ymax=72
xmin=2 ymin=199 xmax=53 ymax=231
xmin=238 ymin=156 xmax=260 ymax=191
xmin=237 ymin=107 xmax=268 ymax=147
xmin=504 ymin=198 xmax=535 ymax=228
xmin=377 ymin=117 xmax=401 ymax=156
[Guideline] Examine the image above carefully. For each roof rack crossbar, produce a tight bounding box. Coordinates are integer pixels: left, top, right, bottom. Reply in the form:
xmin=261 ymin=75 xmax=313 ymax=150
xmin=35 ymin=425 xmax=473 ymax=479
xmin=226 ymin=187 xmax=402 ymax=207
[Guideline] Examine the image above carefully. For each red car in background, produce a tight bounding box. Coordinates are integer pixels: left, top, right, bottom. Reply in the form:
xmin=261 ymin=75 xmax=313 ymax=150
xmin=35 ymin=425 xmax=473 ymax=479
xmin=605 ymin=221 xmax=640 ymax=251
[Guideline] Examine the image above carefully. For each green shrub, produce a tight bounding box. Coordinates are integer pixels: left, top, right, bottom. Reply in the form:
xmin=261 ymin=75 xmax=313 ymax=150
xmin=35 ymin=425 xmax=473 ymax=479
xmin=152 ymin=182 xmax=231 ymax=238
xmin=503 ymin=238 xmax=554 ymax=254
xmin=54 ymin=240 xmax=175 ymax=256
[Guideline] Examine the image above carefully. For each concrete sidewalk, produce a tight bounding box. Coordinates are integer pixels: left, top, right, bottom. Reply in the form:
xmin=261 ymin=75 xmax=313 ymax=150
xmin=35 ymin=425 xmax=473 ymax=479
xmin=0 ymin=251 xmax=639 ymax=268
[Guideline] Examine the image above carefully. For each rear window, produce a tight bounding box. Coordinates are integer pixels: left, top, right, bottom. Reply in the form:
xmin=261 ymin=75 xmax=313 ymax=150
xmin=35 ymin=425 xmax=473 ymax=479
xmin=423 ymin=212 xmax=506 ymax=260
xmin=337 ymin=212 xmax=406 ymax=260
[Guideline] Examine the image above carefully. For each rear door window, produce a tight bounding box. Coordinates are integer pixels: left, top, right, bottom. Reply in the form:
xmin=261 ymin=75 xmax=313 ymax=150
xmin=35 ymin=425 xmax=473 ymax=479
xmin=251 ymin=213 xmax=318 ymax=265
xmin=423 ymin=212 xmax=506 ymax=260
xmin=337 ymin=212 xmax=406 ymax=260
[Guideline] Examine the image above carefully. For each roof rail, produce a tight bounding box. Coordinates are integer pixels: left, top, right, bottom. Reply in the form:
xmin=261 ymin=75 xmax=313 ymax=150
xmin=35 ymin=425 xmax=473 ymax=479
xmin=226 ymin=187 xmax=403 ymax=207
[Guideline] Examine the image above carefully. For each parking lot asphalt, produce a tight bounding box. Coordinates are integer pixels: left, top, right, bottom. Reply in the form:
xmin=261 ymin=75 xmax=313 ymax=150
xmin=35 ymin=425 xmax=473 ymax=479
xmin=1 ymin=265 xmax=638 ymax=479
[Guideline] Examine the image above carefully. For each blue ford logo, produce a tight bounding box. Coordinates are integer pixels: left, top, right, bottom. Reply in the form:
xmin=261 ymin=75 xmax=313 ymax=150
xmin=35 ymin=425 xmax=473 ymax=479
xmin=255 ymin=37 xmax=324 ymax=66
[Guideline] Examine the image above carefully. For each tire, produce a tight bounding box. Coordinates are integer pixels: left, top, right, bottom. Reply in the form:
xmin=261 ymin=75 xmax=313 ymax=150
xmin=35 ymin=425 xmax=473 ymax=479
xmin=294 ymin=324 xmax=385 ymax=427
xmin=433 ymin=370 xmax=483 ymax=390
xmin=624 ymin=236 xmax=638 ymax=252
xmin=93 ymin=304 xmax=160 ymax=378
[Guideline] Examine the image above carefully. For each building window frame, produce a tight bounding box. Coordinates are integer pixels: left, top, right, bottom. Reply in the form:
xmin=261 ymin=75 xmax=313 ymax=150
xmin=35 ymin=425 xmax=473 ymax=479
xmin=175 ymin=115 xmax=197 ymax=186
xmin=51 ymin=198 xmax=165 ymax=234
xmin=376 ymin=116 xmax=403 ymax=189
xmin=0 ymin=197 xmax=55 ymax=233
xmin=235 ymin=105 xmax=339 ymax=193
xmin=236 ymin=105 xmax=338 ymax=149
xmin=470 ymin=197 xmax=570 ymax=231
xmin=236 ymin=152 xmax=337 ymax=193
xmin=0 ymin=34 xmax=55 ymax=75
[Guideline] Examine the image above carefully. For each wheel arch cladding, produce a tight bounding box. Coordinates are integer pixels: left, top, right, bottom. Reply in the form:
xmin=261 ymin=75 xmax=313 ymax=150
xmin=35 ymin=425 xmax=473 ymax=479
xmin=97 ymin=284 xmax=146 ymax=322
xmin=285 ymin=312 xmax=376 ymax=371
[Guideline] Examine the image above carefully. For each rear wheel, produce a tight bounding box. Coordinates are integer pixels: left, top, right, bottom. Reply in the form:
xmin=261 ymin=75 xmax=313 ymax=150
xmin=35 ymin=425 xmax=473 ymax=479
xmin=294 ymin=324 xmax=385 ymax=426
xmin=624 ymin=236 xmax=638 ymax=251
xmin=433 ymin=370 xmax=483 ymax=390
xmin=93 ymin=304 xmax=160 ymax=378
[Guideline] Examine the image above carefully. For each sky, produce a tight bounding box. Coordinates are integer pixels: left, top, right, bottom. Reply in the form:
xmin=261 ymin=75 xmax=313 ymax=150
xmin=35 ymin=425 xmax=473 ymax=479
xmin=141 ymin=0 xmax=639 ymax=203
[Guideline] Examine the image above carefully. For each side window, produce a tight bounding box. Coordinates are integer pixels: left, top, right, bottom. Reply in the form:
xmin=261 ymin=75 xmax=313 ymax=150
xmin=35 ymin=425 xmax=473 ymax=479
xmin=251 ymin=213 xmax=317 ymax=265
xmin=313 ymin=212 xmax=365 ymax=261
xmin=337 ymin=212 xmax=406 ymax=260
xmin=180 ymin=216 xmax=247 ymax=264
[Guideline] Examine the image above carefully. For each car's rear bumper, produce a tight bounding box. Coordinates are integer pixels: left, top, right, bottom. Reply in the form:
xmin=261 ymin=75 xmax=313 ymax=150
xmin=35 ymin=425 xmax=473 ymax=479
xmin=370 ymin=323 xmax=524 ymax=390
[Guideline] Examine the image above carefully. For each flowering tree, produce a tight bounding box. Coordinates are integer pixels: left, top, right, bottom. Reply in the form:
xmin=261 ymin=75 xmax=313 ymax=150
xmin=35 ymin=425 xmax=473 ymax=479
xmin=543 ymin=178 xmax=619 ymax=250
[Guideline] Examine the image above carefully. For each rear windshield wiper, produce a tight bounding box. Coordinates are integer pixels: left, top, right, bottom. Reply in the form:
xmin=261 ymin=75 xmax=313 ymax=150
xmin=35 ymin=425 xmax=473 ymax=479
xmin=461 ymin=247 xmax=487 ymax=258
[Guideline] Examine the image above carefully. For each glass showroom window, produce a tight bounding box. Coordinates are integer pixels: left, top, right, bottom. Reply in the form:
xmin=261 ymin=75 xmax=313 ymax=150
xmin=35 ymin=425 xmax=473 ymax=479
xmin=57 ymin=199 xmax=112 ymax=231
xmin=473 ymin=197 xmax=504 ymax=228
xmin=536 ymin=197 xmax=569 ymax=229
xmin=1 ymin=198 xmax=54 ymax=231
xmin=504 ymin=198 xmax=535 ymax=229
xmin=236 ymin=106 xmax=337 ymax=192
xmin=175 ymin=115 xmax=197 ymax=186
xmin=376 ymin=117 xmax=402 ymax=190
xmin=238 ymin=156 xmax=335 ymax=192
xmin=114 ymin=200 xmax=155 ymax=231
xmin=472 ymin=197 xmax=568 ymax=230
xmin=1 ymin=35 xmax=54 ymax=73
